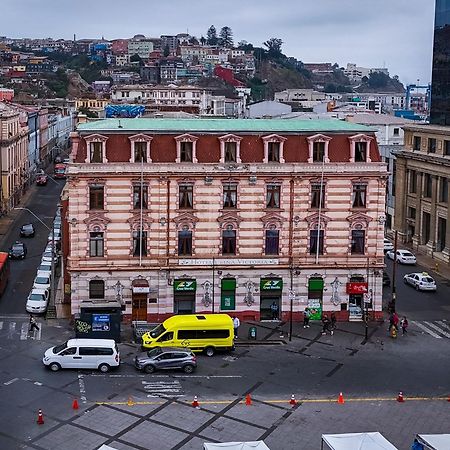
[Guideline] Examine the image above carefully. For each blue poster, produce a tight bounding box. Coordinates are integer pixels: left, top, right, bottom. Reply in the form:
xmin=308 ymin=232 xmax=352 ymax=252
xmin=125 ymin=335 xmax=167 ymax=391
xmin=92 ymin=314 xmax=110 ymax=332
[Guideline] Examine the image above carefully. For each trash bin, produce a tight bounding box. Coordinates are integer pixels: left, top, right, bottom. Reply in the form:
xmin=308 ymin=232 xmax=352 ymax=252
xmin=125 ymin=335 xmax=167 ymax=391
xmin=248 ymin=326 xmax=257 ymax=340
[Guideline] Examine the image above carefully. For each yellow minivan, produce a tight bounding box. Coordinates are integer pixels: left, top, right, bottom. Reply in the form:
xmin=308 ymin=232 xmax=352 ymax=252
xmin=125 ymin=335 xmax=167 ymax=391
xmin=141 ymin=314 xmax=234 ymax=356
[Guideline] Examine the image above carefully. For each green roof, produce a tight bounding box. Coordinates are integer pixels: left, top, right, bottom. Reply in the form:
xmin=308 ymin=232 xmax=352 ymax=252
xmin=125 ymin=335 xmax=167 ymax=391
xmin=78 ymin=118 xmax=374 ymax=134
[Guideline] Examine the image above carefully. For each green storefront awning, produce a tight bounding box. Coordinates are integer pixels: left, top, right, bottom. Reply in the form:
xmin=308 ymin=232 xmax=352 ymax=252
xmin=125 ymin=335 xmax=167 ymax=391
xmin=221 ymin=278 xmax=236 ymax=290
xmin=308 ymin=278 xmax=324 ymax=291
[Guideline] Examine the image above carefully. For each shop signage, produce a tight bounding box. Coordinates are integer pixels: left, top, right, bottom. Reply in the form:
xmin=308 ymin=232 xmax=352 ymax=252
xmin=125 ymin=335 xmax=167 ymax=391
xmin=174 ymin=280 xmax=197 ymax=292
xmin=260 ymin=279 xmax=283 ymax=291
xmin=346 ymin=282 xmax=368 ymax=294
xmin=132 ymin=286 xmax=149 ymax=294
xmin=306 ymin=299 xmax=322 ymax=320
xmin=179 ymin=258 xmax=279 ymax=266
xmin=92 ymin=314 xmax=110 ymax=332
xmin=221 ymin=292 xmax=235 ymax=310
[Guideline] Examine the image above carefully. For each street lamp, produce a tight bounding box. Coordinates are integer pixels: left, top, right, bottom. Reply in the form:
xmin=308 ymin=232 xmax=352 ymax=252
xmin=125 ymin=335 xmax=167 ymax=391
xmin=15 ymin=207 xmax=56 ymax=317
xmin=289 ymin=265 xmax=300 ymax=342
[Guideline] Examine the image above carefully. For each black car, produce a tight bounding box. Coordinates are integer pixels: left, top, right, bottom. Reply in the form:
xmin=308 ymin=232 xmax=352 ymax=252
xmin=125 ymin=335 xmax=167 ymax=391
xmin=382 ymin=271 xmax=391 ymax=287
xmin=20 ymin=223 xmax=35 ymax=238
xmin=9 ymin=241 xmax=27 ymax=259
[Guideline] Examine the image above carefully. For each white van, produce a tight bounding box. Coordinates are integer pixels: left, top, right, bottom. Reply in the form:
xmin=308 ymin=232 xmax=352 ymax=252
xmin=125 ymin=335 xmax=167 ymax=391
xmin=43 ymin=339 xmax=120 ymax=372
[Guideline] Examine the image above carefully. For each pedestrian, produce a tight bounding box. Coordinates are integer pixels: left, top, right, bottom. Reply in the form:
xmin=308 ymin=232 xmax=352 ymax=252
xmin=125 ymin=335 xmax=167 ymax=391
xmin=303 ymin=308 xmax=310 ymax=328
xmin=393 ymin=312 xmax=399 ymax=331
xmin=401 ymin=316 xmax=409 ymax=335
xmin=330 ymin=312 xmax=337 ymax=335
xmin=233 ymin=316 xmax=240 ymax=338
xmin=29 ymin=315 xmax=40 ymax=333
xmin=270 ymin=301 xmax=279 ymax=320
xmin=321 ymin=314 xmax=330 ymax=335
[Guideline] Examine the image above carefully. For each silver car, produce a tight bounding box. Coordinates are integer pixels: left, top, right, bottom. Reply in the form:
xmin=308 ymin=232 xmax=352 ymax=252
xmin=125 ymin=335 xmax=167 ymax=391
xmin=134 ymin=347 xmax=197 ymax=374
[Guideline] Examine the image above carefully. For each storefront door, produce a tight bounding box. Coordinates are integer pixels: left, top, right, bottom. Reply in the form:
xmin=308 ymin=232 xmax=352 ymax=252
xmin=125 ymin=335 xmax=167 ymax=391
xmin=307 ymin=277 xmax=324 ymax=320
xmin=348 ymin=295 xmax=363 ymax=320
xmin=132 ymin=295 xmax=147 ymax=321
xmin=173 ymin=279 xmax=196 ymax=315
xmin=260 ymin=278 xmax=283 ymax=321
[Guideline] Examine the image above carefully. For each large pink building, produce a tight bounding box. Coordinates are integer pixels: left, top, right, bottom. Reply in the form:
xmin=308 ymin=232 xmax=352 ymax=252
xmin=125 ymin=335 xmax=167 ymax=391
xmin=65 ymin=118 xmax=387 ymax=324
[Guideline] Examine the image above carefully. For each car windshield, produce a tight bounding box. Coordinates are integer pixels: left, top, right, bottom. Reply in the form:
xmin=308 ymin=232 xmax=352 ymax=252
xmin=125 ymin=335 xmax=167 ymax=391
xmin=38 ymin=264 xmax=51 ymax=271
xmin=22 ymin=225 xmax=32 ymax=230
xmin=53 ymin=342 xmax=68 ymax=354
xmin=146 ymin=347 xmax=163 ymax=357
xmin=12 ymin=244 xmax=23 ymax=251
xmin=35 ymin=277 xmax=49 ymax=284
xmin=149 ymin=324 xmax=166 ymax=338
xmin=424 ymin=277 xmax=434 ymax=283
xmin=29 ymin=293 xmax=45 ymax=301
xmin=402 ymin=251 xmax=414 ymax=257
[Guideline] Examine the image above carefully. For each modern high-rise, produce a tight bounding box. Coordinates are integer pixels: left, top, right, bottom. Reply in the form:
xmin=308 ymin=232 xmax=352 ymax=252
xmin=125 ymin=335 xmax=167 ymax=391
xmin=430 ymin=0 xmax=450 ymax=125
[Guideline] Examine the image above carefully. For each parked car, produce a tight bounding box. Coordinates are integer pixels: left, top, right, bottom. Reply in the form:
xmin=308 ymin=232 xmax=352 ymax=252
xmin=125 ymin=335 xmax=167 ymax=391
xmin=54 ymin=156 xmax=62 ymax=164
xmin=36 ymin=262 xmax=52 ymax=277
xmin=383 ymin=238 xmax=394 ymax=253
xmin=41 ymin=250 xmax=59 ymax=264
xmin=48 ymin=230 xmax=61 ymax=242
xmin=134 ymin=347 xmax=197 ymax=374
xmin=20 ymin=223 xmax=35 ymax=238
xmin=36 ymin=174 xmax=48 ymax=186
xmin=33 ymin=274 xmax=51 ymax=291
xmin=9 ymin=241 xmax=27 ymax=259
xmin=386 ymin=249 xmax=417 ymax=265
xmin=26 ymin=288 xmax=49 ymax=314
xmin=382 ymin=271 xmax=391 ymax=287
xmin=403 ymin=272 xmax=437 ymax=292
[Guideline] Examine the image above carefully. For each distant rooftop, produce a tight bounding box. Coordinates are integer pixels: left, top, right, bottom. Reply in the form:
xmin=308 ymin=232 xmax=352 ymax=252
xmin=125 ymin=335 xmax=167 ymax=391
xmin=78 ymin=118 xmax=374 ymax=134
xmin=346 ymin=113 xmax=414 ymax=126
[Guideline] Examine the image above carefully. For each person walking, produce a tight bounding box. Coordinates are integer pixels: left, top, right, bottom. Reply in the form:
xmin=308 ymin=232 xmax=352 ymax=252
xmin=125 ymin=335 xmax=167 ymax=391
xmin=29 ymin=315 xmax=40 ymax=334
xmin=303 ymin=308 xmax=310 ymax=328
xmin=330 ymin=312 xmax=337 ymax=335
xmin=233 ymin=316 xmax=240 ymax=338
xmin=401 ymin=316 xmax=409 ymax=335
xmin=393 ymin=312 xmax=399 ymax=331
xmin=321 ymin=314 xmax=330 ymax=335
xmin=270 ymin=301 xmax=279 ymax=320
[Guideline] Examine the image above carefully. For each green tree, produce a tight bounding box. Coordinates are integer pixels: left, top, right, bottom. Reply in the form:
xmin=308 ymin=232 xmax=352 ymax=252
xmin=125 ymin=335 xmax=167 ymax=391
xmin=200 ymin=36 xmax=206 ymax=46
xmin=219 ymin=26 xmax=233 ymax=48
xmin=130 ymin=53 xmax=142 ymax=64
xmin=206 ymin=25 xmax=218 ymax=45
xmin=263 ymin=38 xmax=283 ymax=57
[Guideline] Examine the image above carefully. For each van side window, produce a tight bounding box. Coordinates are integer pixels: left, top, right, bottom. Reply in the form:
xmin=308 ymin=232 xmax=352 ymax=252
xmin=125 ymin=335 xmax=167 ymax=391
xmin=178 ymin=329 xmax=230 ymax=339
xmin=157 ymin=332 xmax=174 ymax=342
xmin=60 ymin=347 xmax=76 ymax=356
xmin=79 ymin=347 xmax=113 ymax=356
xmin=178 ymin=330 xmax=197 ymax=339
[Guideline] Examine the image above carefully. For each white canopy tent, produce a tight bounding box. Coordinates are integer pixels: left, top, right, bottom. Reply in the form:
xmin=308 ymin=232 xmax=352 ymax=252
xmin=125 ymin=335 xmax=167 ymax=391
xmin=204 ymin=442 xmax=271 ymax=450
xmin=321 ymin=432 xmax=398 ymax=450
xmin=417 ymin=434 xmax=450 ymax=450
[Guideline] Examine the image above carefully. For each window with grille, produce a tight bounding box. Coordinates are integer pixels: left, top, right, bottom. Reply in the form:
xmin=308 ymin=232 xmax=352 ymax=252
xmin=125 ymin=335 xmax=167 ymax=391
xmin=311 ymin=183 xmax=325 ymax=208
xmin=355 ymin=142 xmax=367 ymax=162
xmin=267 ymin=142 xmax=280 ymax=162
xmin=313 ymin=142 xmax=325 ymax=162
xmin=134 ymin=142 xmax=147 ymax=162
xmin=265 ymin=229 xmax=279 ymax=255
xmin=224 ymin=142 xmax=237 ymax=163
xmin=351 ymin=229 xmax=365 ymax=254
xmin=133 ymin=184 xmax=148 ymax=209
xmin=133 ymin=230 xmax=147 ymax=257
xmin=178 ymin=229 xmax=192 ymax=256
xmin=179 ymin=184 xmax=193 ymax=209
xmin=352 ymin=184 xmax=367 ymax=208
xmin=90 ymin=142 xmax=102 ymax=163
xmin=266 ymin=184 xmax=280 ymax=208
xmin=222 ymin=228 xmax=236 ymax=255
xmin=89 ymin=185 xmax=104 ymax=210
xmin=223 ymin=183 xmax=237 ymax=208
xmin=180 ymin=142 xmax=193 ymax=162
xmin=89 ymin=232 xmax=104 ymax=257
xmin=89 ymin=280 xmax=105 ymax=299
xmin=309 ymin=229 xmax=324 ymax=255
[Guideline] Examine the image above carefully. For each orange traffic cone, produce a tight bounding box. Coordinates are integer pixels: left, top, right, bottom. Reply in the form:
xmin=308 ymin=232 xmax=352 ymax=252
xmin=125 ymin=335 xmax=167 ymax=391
xmin=290 ymin=394 xmax=297 ymax=406
xmin=72 ymin=398 xmax=79 ymax=410
xmin=397 ymin=391 xmax=404 ymax=403
xmin=245 ymin=394 xmax=252 ymax=406
xmin=37 ymin=409 xmax=44 ymax=425
xmin=337 ymin=392 xmax=345 ymax=404
xmin=192 ymin=395 xmax=199 ymax=408
xmin=447 ymin=395 xmax=450 ymax=402
xmin=127 ymin=396 xmax=135 ymax=407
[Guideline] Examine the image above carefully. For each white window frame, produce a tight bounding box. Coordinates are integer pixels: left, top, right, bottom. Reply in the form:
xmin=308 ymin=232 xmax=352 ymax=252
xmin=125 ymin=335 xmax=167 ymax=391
xmin=262 ymin=134 xmax=286 ymax=163
xmin=307 ymin=134 xmax=331 ymax=163
xmin=175 ymin=134 xmax=198 ymax=163
xmin=348 ymin=134 xmax=373 ymax=163
xmin=128 ymin=134 xmax=153 ymax=163
xmin=84 ymin=134 xmax=108 ymax=163
xmin=218 ymin=134 xmax=242 ymax=163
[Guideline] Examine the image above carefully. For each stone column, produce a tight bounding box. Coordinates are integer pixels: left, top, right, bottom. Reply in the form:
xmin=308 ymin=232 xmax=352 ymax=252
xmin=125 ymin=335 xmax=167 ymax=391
xmin=443 ymin=187 xmax=450 ymax=263
xmin=393 ymin=157 xmax=407 ymax=241
xmin=426 ymin=175 xmax=439 ymax=255
xmin=413 ymin=172 xmax=424 ymax=248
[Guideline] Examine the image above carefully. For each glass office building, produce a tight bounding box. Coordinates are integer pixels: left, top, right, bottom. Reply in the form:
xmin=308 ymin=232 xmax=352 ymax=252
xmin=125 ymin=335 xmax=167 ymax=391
xmin=430 ymin=0 xmax=450 ymax=125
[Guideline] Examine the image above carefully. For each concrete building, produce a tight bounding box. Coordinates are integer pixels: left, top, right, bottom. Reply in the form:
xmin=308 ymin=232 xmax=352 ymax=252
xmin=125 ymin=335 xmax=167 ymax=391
xmin=246 ymin=101 xmax=292 ymax=118
xmin=127 ymin=38 xmax=154 ymax=60
xmin=66 ymin=118 xmax=387 ymax=323
xmin=0 ymin=103 xmax=29 ymax=212
xmin=344 ymin=63 xmax=389 ymax=83
xmin=394 ymin=124 xmax=450 ymax=264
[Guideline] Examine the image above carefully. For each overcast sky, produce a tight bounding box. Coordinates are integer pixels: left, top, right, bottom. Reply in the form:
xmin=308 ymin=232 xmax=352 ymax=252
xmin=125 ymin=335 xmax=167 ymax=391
xmin=1 ymin=0 xmax=435 ymax=85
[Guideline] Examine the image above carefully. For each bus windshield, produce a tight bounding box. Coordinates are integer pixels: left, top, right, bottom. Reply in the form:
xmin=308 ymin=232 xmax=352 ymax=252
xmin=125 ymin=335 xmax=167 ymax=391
xmin=149 ymin=324 xmax=166 ymax=339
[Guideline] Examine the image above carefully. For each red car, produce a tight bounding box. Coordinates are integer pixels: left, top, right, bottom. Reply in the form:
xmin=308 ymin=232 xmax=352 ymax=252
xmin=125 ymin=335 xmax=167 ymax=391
xmin=36 ymin=174 xmax=48 ymax=185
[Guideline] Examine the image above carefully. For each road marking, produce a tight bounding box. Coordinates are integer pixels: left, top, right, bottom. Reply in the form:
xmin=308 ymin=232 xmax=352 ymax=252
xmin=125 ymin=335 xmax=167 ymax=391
xmin=78 ymin=374 xmax=87 ymax=404
xmin=411 ymin=321 xmax=442 ymax=338
xmin=4 ymin=378 xmax=19 ymax=386
xmin=424 ymin=321 xmax=450 ymax=338
xmin=142 ymin=380 xmax=184 ymax=397
xmin=20 ymin=323 xmax=28 ymax=340
xmin=8 ymin=322 xmax=15 ymax=339
xmin=0 ymin=321 xmax=2 ymax=330
xmin=437 ymin=321 xmax=450 ymax=332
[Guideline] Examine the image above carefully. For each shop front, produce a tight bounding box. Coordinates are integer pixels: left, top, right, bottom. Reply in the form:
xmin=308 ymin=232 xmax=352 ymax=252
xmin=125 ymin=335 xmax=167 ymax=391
xmin=260 ymin=278 xmax=283 ymax=320
xmin=307 ymin=277 xmax=323 ymax=320
xmin=347 ymin=279 xmax=368 ymax=321
xmin=220 ymin=278 xmax=236 ymax=311
xmin=174 ymin=279 xmax=196 ymax=314
xmin=131 ymin=278 xmax=149 ymax=322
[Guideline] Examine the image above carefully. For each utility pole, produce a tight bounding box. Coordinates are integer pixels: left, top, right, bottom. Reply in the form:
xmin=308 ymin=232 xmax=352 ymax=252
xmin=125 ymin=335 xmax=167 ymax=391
xmin=289 ymin=263 xmax=294 ymax=342
xmin=391 ymin=230 xmax=398 ymax=313
xmin=212 ymin=257 xmax=215 ymax=313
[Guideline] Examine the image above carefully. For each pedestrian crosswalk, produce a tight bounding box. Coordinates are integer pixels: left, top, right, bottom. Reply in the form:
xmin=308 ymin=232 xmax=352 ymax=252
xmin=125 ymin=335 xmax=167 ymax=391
xmin=410 ymin=320 xmax=450 ymax=339
xmin=142 ymin=379 xmax=184 ymax=398
xmin=0 ymin=320 xmax=42 ymax=340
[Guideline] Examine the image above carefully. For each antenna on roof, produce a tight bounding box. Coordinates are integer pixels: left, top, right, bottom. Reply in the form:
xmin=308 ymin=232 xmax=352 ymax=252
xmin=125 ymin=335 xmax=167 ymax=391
xmin=118 ymin=119 xmax=123 ymax=128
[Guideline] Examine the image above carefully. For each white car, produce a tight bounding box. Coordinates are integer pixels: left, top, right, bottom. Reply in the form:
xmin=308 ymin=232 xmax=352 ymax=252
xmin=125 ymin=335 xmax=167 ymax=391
xmin=386 ymin=249 xmax=417 ymax=265
xmin=383 ymin=238 xmax=394 ymax=252
xmin=36 ymin=262 xmax=52 ymax=276
xmin=403 ymin=272 xmax=437 ymax=291
xmin=48 ymin=230 xmax=61 ymax=242
xmin=42 ymin=250 xmax=59 ymax=264
xmin=33 ymin=274 xmax=51 ymax=291
xmin=26 ymin=288 xmax=49 ymax=314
